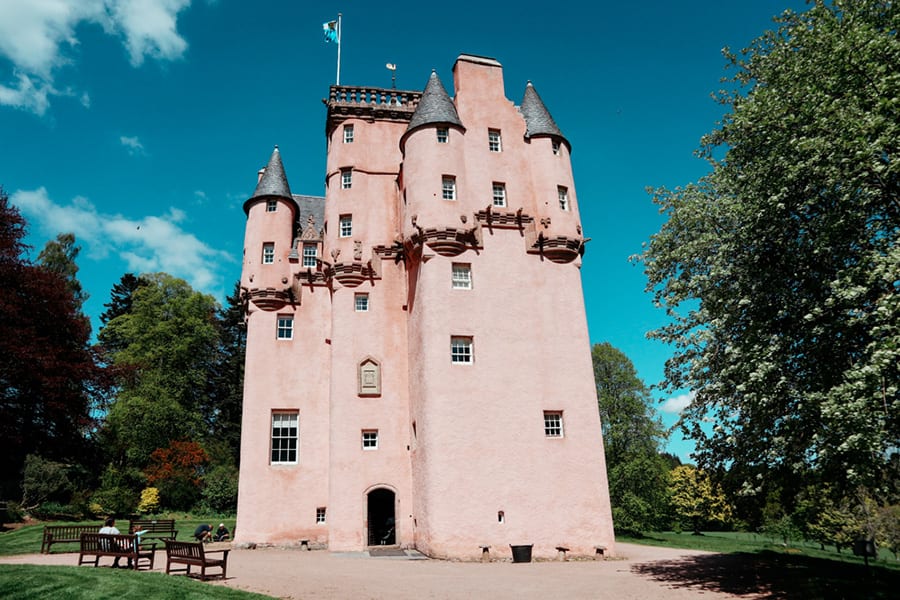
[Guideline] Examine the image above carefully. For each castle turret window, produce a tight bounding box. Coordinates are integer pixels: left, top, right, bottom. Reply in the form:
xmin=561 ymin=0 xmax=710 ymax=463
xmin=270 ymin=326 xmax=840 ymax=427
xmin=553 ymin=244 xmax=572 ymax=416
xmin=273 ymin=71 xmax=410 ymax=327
xmin=271 ymin=411 xmax=298 ymax=464
xmin=436 ymin=127 xmax=448 ymax=143
xmin=558 ymin=186 xmax=569 ymax=211
xmin=492 ymin=183 xmax=506 ymax=207
xmin=339 ymin=214 xmax=352 ymax=237
xmin=262 ymin=243 xmax=275 ymax=264
xmin=488 ymin=129 xmax=502 ymax=152
xmin=451 ymin=336 xmax=473 ymax=364
xmin=343 ymin=124 xmax=354 ymax=143
xmin=362 ymin=430 xmax=379 ymax=450
xmin=302 ymin=244 xmax=317 ymax=268
xmin=276 ymin=316 xmax=293 ymax=340
xmin=266 ymin=199 xmax=277 ymax=212
xmin=451 ymin=263 xmax=472 ymax=289
xmin=552 ymin=140 xmax=561 ymax=156
xmin=342 ymin=169 xmax=352 ymax=189
xmin=544 ymin=411 xmax=564 ymax=437
xmin=442 ymin=176 xmax=456 ymax=200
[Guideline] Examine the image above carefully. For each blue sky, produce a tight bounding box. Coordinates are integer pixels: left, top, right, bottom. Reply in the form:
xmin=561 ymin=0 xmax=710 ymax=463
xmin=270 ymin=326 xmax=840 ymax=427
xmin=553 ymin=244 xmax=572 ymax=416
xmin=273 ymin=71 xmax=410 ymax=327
xmin=0 ymin=0 xmax=805 ymax=461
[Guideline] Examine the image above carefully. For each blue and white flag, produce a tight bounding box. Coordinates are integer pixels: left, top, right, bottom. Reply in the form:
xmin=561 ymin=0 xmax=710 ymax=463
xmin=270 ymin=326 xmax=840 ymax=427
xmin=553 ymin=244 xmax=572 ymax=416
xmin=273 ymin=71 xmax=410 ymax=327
xmin=323 ymin=20 xmax=338 ymax=43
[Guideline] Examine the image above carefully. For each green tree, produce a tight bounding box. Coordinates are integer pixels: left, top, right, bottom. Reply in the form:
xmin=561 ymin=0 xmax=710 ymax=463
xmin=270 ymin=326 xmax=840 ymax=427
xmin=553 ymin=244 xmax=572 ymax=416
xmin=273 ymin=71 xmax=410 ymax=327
xmin=593 ymin=342 xmax=670 ymax=533
xmin=37 ymin=232 xmax=89 ymax=312
xmin=637 ymin=0 xmax=899 ymax=499
xmin=98 ymin=273 xmax=146 ymax=355
xmin=669 ymin=465 xmax=732 ymax=534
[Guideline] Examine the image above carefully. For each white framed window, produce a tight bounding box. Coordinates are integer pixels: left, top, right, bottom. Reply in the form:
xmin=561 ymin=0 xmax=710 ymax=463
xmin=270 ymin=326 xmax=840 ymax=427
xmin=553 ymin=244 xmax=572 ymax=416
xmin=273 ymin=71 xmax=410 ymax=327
xmin=451 ymin=336 xmax=473 ymax=364
xmin=339 ymin=215 xmax=352 ymax=237
xmin=341 ymin=169 xmax=352 ymax=189
xmin=266 ymin=199 xmax=277 ymax=212
xmin=271 ymin=411 xmax=298 ymax=464
xmin=343 ymin=124 xmax=354 ymax=143
xmin=442 ymin=176 xmax=456 ymax=200
xmin=552 ymin=140 xmax=561 ymax=156
xmin=277 ymin=315 xmax=293 ymax=340
xmin=262 ymin=243 xmax=275 ymax=264
xmin=316 ymin=507 xmax=327 ymax=524
xmin=362 ymin=430 xmax=379 ymax=450
xmin=558 ymin=186 xmax=569 ymax=211
xmin=488 ymin=129 xmax=502 ymax=152
xmin=436 ymin=128 xmax=448 ymax=143
xmin=355 ymin=293 xmax=369 ymax=312
xmin=492 ymin=182 xmax=506 ymax=207
xmin=451 ymin=263 xmax=472 ymax=290
xmin=544 ymin=411 xmax=563 ymax=437
xmin=302 ymin=244 xmax=317 ymax=268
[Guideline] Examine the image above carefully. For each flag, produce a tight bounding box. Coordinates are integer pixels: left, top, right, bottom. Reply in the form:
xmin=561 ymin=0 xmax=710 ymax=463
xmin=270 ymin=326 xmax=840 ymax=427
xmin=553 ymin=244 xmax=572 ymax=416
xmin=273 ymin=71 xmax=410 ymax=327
xmin=323 ymin=20 xmax=338 ymax=43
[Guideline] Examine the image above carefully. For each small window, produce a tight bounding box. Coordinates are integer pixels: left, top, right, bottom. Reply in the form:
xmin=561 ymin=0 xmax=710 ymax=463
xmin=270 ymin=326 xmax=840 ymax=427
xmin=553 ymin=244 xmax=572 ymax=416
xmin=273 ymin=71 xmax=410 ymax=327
xmin=488 ymin=129 xmax=502 ymax=152
xmin=355 ymin=293 xmax=369 ymax=312
xmin=303 ymin=244 xmax=317 ymax=268
xmin=544 ymin=411 xmax=563 ymax=437
xmin=362 ymin=430 xmax=379 ymax=450
xmin=558 ymin=186 xmax=569 ymax=211
xmin=436 ymin=128 xmax=448 ymax=143
xmin=552 ymin=140 xmax=561 ymax=156
xmin=451 ymin=336 xmax=473 ymax=364
xmin=343 ymin=124 xmax=354 ymax=143
xmin=262 ymin=243 xmax=275 ymax=264
xmin=339 ymin=215 xmax=352 ymax=237
xmin=451 ymin=263 xmax=472 ymax=290
xmin=342 ymin=170 xmax=352 ymax=189
xmin=316 ymin=507 xmax=327 ymax=524
xmin=271 ymin=411 xmax=298 ymax=464
xmin=266 ymin=199 xmax=277 ymax=212
xmin=492 ymin=183 xmax=506 ymax=207
xmin=442 ymin=176 xmax=456 ymax=200
xmin=498 ymin=511 xmax=505 ymax=524
xmin=277 ymin=316 xmax=293 ymax=340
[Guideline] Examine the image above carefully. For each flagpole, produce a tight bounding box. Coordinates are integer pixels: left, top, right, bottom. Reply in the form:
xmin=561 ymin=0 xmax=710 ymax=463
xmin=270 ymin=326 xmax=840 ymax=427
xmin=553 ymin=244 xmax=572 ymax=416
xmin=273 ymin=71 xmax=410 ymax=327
xmin=336 ymin=13 xmax=342 ymax=86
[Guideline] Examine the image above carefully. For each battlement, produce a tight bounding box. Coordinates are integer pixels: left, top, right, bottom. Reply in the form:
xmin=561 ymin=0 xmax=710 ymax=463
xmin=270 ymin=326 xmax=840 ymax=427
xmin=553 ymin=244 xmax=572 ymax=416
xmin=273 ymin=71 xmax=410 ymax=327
xmin=325 ymin=85 xmax=422 ymax=135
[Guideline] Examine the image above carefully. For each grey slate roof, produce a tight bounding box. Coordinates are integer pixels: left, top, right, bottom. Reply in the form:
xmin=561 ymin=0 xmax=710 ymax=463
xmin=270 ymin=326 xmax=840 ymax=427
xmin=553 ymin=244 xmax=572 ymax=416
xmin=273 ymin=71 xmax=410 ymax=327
xmin=519 ymin=82 xmax=568 ymax=147
xmin=406 ymin=71 xmax=463 ymax=134
xmin=250 ymin=146 xmax=292 ymax=201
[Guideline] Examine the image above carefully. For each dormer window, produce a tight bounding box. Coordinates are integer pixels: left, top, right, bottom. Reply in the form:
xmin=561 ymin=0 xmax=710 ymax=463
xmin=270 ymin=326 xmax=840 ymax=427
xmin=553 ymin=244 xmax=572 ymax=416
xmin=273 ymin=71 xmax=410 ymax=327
xmin=302 ymin=244 xmax=317 ymax=268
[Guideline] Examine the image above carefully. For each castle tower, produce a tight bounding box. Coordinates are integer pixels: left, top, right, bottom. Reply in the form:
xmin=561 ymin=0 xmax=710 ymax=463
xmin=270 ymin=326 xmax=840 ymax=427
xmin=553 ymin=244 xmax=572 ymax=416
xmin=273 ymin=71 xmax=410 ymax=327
xmin=236 ymin=54 xmax=615 ymax=559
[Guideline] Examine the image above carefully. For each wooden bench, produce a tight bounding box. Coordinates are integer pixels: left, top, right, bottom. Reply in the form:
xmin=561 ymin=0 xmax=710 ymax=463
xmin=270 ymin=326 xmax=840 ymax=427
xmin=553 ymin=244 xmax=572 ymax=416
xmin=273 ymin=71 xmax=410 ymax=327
xmin=165 ymin=539 xmax=229 ymax=581
xmin=129 ymin=518 xmax=178 ymax=542
xmin=41 ymin=525 xmax=101 ymax=554
xmin=78 ymin=533 xmax=157 ymax=570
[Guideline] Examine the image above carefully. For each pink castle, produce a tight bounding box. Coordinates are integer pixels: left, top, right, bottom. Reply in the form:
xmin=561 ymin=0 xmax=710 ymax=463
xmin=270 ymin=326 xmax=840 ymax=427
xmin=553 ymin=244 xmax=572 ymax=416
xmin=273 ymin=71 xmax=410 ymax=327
xmin=235 ymin=54 xmax=615 ymax=560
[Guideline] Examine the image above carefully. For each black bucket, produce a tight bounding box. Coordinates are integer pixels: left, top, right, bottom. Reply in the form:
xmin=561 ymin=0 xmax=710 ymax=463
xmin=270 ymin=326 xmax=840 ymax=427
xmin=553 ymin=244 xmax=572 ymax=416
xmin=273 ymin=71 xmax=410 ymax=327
xmin=510 ymin=544 xmax=533 ymax=563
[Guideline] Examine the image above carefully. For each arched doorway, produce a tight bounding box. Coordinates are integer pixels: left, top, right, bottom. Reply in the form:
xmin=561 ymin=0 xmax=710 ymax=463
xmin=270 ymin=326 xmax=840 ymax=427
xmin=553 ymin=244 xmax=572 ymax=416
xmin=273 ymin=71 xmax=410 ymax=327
xmin=367 ymin=488 xmax=395 ymax=546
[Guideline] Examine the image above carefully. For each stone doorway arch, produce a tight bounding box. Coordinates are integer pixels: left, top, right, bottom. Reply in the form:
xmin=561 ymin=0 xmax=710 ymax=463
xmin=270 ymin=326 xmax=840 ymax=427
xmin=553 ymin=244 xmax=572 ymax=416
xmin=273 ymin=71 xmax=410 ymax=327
xmin=366 ymin=487 xmax=396 ymax=546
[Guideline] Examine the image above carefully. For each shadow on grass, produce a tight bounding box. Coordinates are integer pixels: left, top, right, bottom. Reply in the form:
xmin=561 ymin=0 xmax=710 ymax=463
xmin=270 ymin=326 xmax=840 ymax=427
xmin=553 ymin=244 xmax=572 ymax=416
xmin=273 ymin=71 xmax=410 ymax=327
xmin=632 ymin=550 xmax=900 ymax=599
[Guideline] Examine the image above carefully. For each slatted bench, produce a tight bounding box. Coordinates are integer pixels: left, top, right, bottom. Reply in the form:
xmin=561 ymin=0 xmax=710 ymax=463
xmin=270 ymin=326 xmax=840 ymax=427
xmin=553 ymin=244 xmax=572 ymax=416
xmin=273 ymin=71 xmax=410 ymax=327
xmin=78 ymin=533 xmax=157 ymax=570
xmin=41 ymin=525 xmax=101 ymax=554
xmin=165 ymin=539 xmax=229 ymax=581
xmin=128 ymin=518 xmax=178 ymax=542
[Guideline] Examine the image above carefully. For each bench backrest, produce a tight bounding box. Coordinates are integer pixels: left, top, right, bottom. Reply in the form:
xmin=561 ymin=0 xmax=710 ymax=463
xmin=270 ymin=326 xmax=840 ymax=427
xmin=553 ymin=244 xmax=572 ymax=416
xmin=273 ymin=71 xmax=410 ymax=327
xmin=80 ymin=532 xmax=135 ymax=553
xmin=165 ymin=539 xmax=205 ymax=560
xmin=45 ymin=525 xmax=101 ymax=538
xmin=129 ymin=519 xmax=176 ymax=532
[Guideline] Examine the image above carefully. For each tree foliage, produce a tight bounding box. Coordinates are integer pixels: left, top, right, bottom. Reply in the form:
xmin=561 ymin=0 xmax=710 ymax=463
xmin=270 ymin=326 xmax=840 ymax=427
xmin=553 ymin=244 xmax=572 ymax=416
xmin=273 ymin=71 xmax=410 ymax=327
xmin=593 ymin=342 xmax=670 ymax=532
xmin=638 ymin=0 xmax=900 ymax=498
xmin=145 ymin=440 xmax=208 ymax=510
xmin=669 ymin=465 xmax=732 ymax=534
xmin=37 ymin=232 xmax=89 ymax=312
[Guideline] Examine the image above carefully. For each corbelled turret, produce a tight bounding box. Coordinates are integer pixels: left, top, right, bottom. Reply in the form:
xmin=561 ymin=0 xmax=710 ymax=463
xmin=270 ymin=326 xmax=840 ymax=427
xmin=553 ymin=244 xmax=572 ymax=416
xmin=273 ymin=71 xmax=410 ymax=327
xmin=519 ymin=82 xmax=569 ymax=151
xmin=402 ymin=71 xmax=464 ymax=148
xmin=244 ymin=146 xmax=293 ymax=213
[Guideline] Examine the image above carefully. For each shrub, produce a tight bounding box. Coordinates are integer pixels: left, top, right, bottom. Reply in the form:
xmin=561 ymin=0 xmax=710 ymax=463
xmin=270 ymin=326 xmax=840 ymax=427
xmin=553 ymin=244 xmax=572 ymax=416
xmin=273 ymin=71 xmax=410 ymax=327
xmin=199 ymin=465 xmax=239 ymax=513
xmin=21 ymin=455 xmax=72 ymax=510
xmin=137 ymin=487 xmax=161 ymax=514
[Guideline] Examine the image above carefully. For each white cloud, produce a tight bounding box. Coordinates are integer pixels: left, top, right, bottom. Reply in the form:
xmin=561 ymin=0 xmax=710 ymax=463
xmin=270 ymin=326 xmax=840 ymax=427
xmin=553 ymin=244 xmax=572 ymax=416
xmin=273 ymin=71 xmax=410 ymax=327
xmin=660 ymin=391 xmax=695 ymax=414
xmin=120 ymin=135 xmax=146 ymax=155
xmin=12 ymin=186 xmax=233 ymax=297
xmin=0 ymin=0 xmax=191 ymax=114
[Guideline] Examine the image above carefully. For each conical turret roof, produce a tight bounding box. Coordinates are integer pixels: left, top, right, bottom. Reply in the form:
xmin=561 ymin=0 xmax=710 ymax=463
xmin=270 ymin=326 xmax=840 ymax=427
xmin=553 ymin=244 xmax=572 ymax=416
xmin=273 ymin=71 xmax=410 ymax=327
xmin=406 ymin=71 xmax=463 ymax=134
xmin=520 ymin=82 xmax=569 ymax=149
xmin=251 ymin=146 xmax=292 ymax=200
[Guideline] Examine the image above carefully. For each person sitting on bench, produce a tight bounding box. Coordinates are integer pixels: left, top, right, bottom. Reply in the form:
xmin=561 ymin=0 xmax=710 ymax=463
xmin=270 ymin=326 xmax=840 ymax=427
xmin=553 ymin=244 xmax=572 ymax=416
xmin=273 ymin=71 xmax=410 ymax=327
xmin=99 ymin=517 xmax=131 ymax=568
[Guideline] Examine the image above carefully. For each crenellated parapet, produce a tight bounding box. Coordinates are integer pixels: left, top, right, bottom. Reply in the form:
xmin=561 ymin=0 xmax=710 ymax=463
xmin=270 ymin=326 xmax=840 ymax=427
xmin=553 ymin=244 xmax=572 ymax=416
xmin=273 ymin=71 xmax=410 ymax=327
xmin=325 ymin=86 xmax=421 ymax=136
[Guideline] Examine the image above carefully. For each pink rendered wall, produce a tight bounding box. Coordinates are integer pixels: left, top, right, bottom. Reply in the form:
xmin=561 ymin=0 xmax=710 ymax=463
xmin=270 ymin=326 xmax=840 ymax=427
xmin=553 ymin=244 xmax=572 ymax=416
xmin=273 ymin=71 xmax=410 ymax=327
xmin=241 ymin=197 xmax=296 ymax=293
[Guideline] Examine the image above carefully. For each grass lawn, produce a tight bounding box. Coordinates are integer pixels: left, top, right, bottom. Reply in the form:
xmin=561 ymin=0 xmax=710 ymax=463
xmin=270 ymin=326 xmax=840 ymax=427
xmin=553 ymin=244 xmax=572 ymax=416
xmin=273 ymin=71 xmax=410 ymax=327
xmin=0 ymin=564 xmax=272 ymax=599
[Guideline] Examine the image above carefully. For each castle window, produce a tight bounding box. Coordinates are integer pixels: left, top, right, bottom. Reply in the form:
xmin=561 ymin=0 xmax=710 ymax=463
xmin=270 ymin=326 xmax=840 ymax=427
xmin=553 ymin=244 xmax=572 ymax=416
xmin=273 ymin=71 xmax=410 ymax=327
xmin=262 ymin=243 xmax=275 ymax=264
xmin=488 ymin=129 xmax=502 ymax=152
xmin=451 ymin=263 xmax=472 ymax=289
xmin=341 ymin=169 xmax=352 ymax=189
xmin=316 ymin=507 xmax=327 ymax=524
xmin=362 ymin=430 xmax=379 ymax=450
xmin=492 ymin=182 xmax=506 ymax=207
xmin=339 ymin=215 xmax=352 ymax=237
xmin=544 ymin=411 xmax=564 ymax=437
xmin=271 ymin=411 xmax=298 ymax=464
xmin=552 ymin=140 xmax=561 ymax=156
xmin=355 ymin=293 xmax=369 ymax=312
xmin=451 ymin=336 xmax=473 ymax=364
xmin=276 ymin=316 xmax=293 ymax=340
xmin=558 ymin=186 xmax=569 ymax=211
xmin=343 ymin=124 xmax=354 ymax=143
xmin=436 ymin=128 xmax=448 ymax=143
xmin=266 ymin=199 xmax=277 ymax=212
xmin=302 ymin=244 xmax=317 ymax=268
xmin=442 ymin=176 xmax=456 ymax=200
